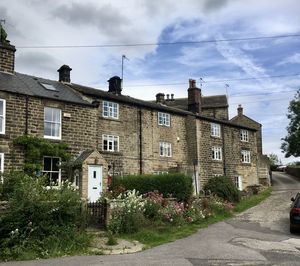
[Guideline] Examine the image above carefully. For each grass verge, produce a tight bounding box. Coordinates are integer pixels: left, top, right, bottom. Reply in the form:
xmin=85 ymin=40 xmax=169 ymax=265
xmin=121 ymin=187 xmax=272 ymax=248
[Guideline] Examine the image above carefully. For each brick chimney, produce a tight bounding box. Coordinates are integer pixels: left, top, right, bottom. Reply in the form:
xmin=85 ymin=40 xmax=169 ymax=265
xmin=57 ymin=65 xmax=72 ymax=83
xmin=188 ymin=79 xmax=202 ymax=114
xmin=237 ymin=104 xmax=243 ymax=116
xmin=108 ymin=76 xmax=122 ymax=95
xmin=0 ymin=26 xmax=16 ymax=74
xmin=156 ymin=93 xmax=165 ymax=103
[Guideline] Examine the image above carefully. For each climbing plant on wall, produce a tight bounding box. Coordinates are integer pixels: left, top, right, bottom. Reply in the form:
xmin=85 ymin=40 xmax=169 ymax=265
xmin=13 ymin=135 xmax=71 ymax=176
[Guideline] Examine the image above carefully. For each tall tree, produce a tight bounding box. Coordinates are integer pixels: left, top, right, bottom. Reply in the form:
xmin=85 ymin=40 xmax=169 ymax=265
xmin=268 ymin=153 xmax=281 ymax=166
xmin=281 ymin=89 xmax=300 ymax=157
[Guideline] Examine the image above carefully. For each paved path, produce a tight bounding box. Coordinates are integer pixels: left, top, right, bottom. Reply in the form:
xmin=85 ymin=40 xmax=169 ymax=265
xmin=2 ymin=172 xmax=300 ymax=265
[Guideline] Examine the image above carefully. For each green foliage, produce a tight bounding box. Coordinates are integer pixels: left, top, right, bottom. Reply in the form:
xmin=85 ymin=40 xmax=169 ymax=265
xmin=0 ymin=172 xmax=89 ymax=261
xmin=268 ymin=153 xmax=281 ymax=167
xmin=107 ymin=190 xmax=146 ymax=234
xmin=204 ymin=176 xmax=241 ymax=203
xmin=111 ymin=173 xmax=193 ymax=202
xmin=13 ymin=135 xmax=71 ymax=175
xmin=281 ymin=89 xmax=300 ymax=157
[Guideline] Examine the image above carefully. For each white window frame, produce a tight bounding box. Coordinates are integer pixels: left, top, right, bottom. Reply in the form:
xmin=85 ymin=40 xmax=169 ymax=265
xmin=0 ymin=99 xmax=6 ymax=134
xmin=234 ymin=176 xmax=243 ymax=191
xmin=0 ymin=153 xmax=4 ymax=173
xmin=153 ymin=171 xmax=169 ymax=175
xmin=211 ymin=123 xmax=221 ymax=138
xmin=212 ymin=146 xmax=222 ymax=161
xmin=102 ymin=134 xmax=119 ymax=152
xmin=240 ymin=129 xmax=249 ymax=142
xmin=241 ymin=150 xmax=251 ymax=163
xmin=103 ymin=101 xmax=119 ymax=119
xmin=43 ymin=156 xmax=61 ymax=186
xmin=159 ymin=142 xmax=172 ymax=157
xmin=158 ymin=112 xmax=170 ymax=127
xmin=44 ymin=107 xmax=61 ymax=140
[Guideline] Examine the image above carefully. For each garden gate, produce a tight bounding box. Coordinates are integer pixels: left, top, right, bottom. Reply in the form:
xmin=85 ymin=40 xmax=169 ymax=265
xmin=86 ymin=201 xmax=107 ymax=228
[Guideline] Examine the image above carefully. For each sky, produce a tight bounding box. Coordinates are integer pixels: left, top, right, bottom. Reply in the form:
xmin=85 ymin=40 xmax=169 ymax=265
xmin=1 ymin=0 xmax=299 ymax=164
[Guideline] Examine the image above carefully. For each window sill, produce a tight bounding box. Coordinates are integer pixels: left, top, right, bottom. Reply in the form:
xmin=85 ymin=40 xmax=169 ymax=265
xmin=44 ymin=136 xmax=61 ymax=141
xmin=101 ymin=150 xmax=122 ymax=156
xmin=210 ymin=135 xmax=221 ymax=139
xmin=101 ymin=116 xmax=120 ymax=122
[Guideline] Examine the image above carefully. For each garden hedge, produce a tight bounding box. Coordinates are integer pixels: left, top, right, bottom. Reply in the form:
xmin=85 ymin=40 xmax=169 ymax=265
xmin=111 ymin=173 xmax=193 ymax=202
xmin=204 ymin=176 xmax=241 ymax=202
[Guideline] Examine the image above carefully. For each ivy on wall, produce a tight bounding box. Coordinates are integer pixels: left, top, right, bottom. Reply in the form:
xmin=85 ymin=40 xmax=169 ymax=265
xmin=13 ymin=135 xmax=71 ymax=175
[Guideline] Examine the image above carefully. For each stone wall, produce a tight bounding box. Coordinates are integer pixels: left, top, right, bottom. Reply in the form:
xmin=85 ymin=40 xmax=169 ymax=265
xmin=201 ymin=107 xmax=229 ymax=120
xmin=196 ymin=119 xmax=258 ymax=190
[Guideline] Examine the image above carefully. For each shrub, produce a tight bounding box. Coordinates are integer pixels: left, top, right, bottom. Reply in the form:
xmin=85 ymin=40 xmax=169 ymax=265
xmin=204 ymin=176 xmax=241 ymax=202
xmin=143 ymin=191 xmax=164 ymax=220
xmin=111 ymin=173 xmax=193 ymax=202
xmin=159 ymin=201 xmax=185 ymax=225
xmin=0 ymin=172 xmax=89 ymax=261
xmin=107 ymin=190 xmax=146 ymax=234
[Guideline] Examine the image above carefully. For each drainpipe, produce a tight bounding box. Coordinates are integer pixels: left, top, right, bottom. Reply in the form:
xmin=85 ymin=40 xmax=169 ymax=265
xmin=139 ymin=109 xmax=143 ymax=174
xmin=25 ymin=95 xmax=29 ymax=135
xmin=221 ymin=124 xmax=226 ymax=176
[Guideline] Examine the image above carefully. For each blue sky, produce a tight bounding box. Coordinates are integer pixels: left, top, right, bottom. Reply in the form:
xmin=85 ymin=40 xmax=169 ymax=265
xmin=1 ymin=0 xmax=299 ymax=163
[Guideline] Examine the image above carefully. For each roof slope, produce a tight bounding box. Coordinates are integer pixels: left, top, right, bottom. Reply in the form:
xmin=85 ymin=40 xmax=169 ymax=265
xmin=0 ymin=72 xmax=90 ymax=105
xmin=151 ymin=95 xmax=228 ymax=111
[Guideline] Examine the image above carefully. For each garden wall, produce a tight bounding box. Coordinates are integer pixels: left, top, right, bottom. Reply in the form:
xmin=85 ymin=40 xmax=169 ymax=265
xmin=286 ymin=167 xmax=300 ymax=178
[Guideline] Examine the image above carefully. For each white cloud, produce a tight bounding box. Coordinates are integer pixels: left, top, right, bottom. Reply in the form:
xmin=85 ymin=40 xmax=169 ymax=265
xmin=278 ymin=53 xmax=300 ymax=65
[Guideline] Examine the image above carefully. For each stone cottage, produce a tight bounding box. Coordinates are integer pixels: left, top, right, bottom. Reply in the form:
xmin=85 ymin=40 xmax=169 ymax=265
xmin=0 ymin=33 xmax=270 ymax=201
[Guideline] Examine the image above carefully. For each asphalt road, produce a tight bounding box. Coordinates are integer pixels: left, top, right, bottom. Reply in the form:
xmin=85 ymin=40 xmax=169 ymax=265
xmin=2 ymin=172 xmax=300 ymax=266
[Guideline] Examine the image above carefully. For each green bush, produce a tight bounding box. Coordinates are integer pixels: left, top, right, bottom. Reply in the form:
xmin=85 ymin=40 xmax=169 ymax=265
xmin=107 ymin=190 xmax=146 ymax=234
xmin=111 ymin=173 xmax=193 ymax=202
xmin=204 ymin=176 xmax=241 ymax=203
xmin=0 ymin=172 xmax=89 ymax=261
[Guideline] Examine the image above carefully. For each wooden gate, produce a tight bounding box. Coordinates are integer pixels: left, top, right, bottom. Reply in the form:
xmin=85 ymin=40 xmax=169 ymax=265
xmin=87 ymin=201 xmax=107 ymax=228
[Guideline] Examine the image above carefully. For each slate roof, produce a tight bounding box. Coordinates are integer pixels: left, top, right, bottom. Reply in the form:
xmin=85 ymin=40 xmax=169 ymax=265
xmin=159 ymin=95 xmax=228 ymax=111
xmin=72 ymin=150 xmax=95 ymax=167
xmin=70 ymin=83 xmax=191 ymax=115
xmin=0 ymin=72 xmax=91 ymax=106
xmin=0 ymin=71 xmax=256 ymax=131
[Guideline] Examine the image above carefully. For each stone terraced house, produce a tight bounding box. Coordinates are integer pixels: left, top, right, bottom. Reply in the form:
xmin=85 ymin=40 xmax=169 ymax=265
xmin=0 ymin=34 xmax=270 ymax=201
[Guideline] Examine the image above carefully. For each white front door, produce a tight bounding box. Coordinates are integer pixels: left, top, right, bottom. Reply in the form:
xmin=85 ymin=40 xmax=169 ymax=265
xmin=88 ymin=165 xmax=102 ymax=202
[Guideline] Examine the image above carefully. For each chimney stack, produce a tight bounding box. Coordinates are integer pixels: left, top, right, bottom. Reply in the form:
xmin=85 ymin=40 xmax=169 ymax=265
xmin=108 ymin=76 xmax=122 ymax=95
xmin=0 ymin=26 xmax=16 ymax=74
xmin=156 ymin=93 xmax=165 ymax=103
xmin=188 ymin=79 xmax=202 ymax=114
xmin=237 ymin=104 xmax=243 ymax=116
xmin=57 ymin=65 xmax=72 ymax=83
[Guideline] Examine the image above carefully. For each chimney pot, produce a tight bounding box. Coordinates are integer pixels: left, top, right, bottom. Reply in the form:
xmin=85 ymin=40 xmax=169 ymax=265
xmin=189 ymin=79 xmax=196 ymax=88
xmin=156 ymin=93 xmax=165 ymax=103
xmin=171 ymin=94 xmax=174 ymax=101
xmin=108 ymin=76 xmax=122 ymax=94
xmin=57 ymin=65 xmax=72 ymax=83
xmin=166 ymin=94 xmax=170 ymax=100
xmin=237 ymin=104 xmax=243 ymax=116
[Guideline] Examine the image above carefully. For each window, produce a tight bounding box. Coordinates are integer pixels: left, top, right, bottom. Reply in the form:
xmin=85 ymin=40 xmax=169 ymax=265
xmin=40 ymin=83 xmax=57 ymax=91
xmin=44 ymin=107 xmax=61 ymax=139
xmin=212 ymin=146 xmax=222 ymax=160
xmin=240 ymin=129 xmax=249 ymax=142
xmin=103 ymin=101 xmax=118 ymax=119
xmin=0 ymin=99 xmax=6 ymax=134
xmin=211 ymin=123 xmax=221 ymax=137
xmin=241 ymin=150 xmax=251 ymax=163
xmin=103 ymin=135 xmax=119 ymax=152
xmin=159 ymin=142 xmax=172 ymax=157
xmin=234 ymin=176 xmax=242 ymax=191
xmin=153 ymin=171 xmax=169 ymax=175
xmin=158 ymin=112 xmax=170 ymax=126
xmin=43 ymin=157 xmax=61 ymax=186
xmin=0 ymin=153 xmax=4 ymax=173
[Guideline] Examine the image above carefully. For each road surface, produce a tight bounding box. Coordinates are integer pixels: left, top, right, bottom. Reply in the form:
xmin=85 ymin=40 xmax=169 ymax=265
xmin=2 ymin=172 xmax=300 ymax=265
